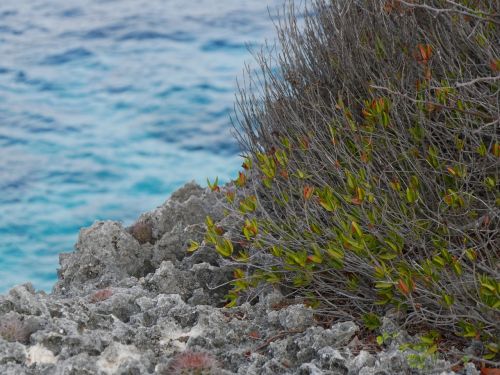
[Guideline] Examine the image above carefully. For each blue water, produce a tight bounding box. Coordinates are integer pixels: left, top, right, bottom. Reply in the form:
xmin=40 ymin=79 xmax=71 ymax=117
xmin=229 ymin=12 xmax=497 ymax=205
xmin=0 ymin=0 xmax=285 ymax=292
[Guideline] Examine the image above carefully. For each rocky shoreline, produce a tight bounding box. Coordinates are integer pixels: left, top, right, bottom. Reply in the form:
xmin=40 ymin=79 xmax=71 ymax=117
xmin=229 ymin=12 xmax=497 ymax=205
xmin=0 ymin=182 xmax=480 ymax=374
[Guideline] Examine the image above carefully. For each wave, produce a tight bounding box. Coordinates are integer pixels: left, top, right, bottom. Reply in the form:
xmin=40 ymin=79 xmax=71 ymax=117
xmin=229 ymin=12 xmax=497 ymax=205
xmin=41 ymin=47 xmax=94 ymax=65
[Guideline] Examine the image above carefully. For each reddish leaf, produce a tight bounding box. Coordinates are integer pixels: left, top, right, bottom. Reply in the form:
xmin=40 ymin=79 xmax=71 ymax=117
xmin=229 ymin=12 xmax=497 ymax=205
xmin=426 ymin=101 xmax=436 ymax=112
xmin=225 ymin=190 xmax=235 ymax=202
xmin=397 ymin=279 xmax=410 ymax=295
xmin=397 ymin=278 xmax=414 ymax=296
xmin=482 ymin=215 xmax=491 ymax=227
xmin=443 ymin=194 xmax=453 ymax=206
xmin=490 ymin=59 xmax=500 ymax=72
xmin=424 ymin=66 xmax=432 ymax=81
xmin=303 ymin=186 xmax=315 ymax=200
xmin=300 ymin=136 xmax=310 ymax=150
xmin=481 ymin=368 xmax=500 ymax=375
xmin=447 ymin=167 xmax=457 ymax=176
xmin=351 ymin=197 xmax=362 ymax=205
xmin=237 ymin=171 xmax=247 ymax=187
xmin=415 ymin=44 xmax=432 ymax=64
xmin=492 ymin=143 xmax=500 ymax=157
xmin=248 ymin=331 xmax=261 ymax=340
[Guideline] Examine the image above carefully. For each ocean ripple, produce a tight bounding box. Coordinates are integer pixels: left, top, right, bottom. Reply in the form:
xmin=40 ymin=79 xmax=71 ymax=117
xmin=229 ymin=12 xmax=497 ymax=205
xmin=0 ymin=0 xmax=287 ymax=292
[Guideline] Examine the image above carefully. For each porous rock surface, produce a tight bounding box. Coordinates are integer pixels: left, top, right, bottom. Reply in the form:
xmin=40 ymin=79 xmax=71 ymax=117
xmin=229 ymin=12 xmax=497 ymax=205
xmin=0 ymin=182 xmax=476 ymax=374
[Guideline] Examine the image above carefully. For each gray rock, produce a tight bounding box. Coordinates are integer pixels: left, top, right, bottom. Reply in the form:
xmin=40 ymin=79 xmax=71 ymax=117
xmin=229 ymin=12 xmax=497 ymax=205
xmin=278 ymin=304 xmax=314 ymax=331
xmin=96 ymin=342 xmax=151 ymax=374
xmin=298 ymin=362 xmax=324 ymax=375
xmin=54 ymin=221 xmax=148 ymax=294
xmin=0 ymin=182 xmax=474 ymax=375
xmin=0 ymin=339 xmax=27 ymax=364
xmin=144 ymin=261 xmax=198 ymax=299
xmin=348 ymin=350 xmax=375 ymax=374
xmin=464 ymin=362 xmax=480 ymax=375
xmin=0 ymin=362 xmax=35 ymax=375
xmin=327 ymin=322 xmax=359 ymax=346
xmin=137 ymin=181 xmax=223 ymax=244
xmin=0 ymin=311 xmax=39 ymax=344
xmin=4 ymin=284 xmax=48 ymax=317
xmin=52 ymin=352 xmax=98 ymax=374
xmin=315 ymin=347 xmax=348 ymax=374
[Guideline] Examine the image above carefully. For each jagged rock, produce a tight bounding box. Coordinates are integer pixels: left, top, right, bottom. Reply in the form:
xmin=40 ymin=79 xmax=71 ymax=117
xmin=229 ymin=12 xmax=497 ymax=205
xmin=0 ymin=339 xmax=27 ymax=364
xmin=2 ymin=284 xmax=48 ymax=317
xmin=349 ymin=350 xmax=375 ymax=374
xmin=54 ymin=221 xmax=149 ymax=295
xmin=26 ymin=344 xmax=57 ymax=366
xmin=0 ymin=182 xmax=472 ymax=374
xmin=96 ymin=342 xmax=150 ymax=374
xmin=278 ymin=304 xmax=315 ymax=331
xmin=137 ymin=181 xmax=223 ymax=245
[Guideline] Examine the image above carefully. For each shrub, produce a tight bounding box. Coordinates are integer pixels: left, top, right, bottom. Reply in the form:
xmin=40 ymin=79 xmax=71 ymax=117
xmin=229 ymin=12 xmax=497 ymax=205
xmin=0 ymin=313 xmax=31 ymax=344
xmin=166 ymin=351 xmax=219 ymax=375
xmin=196 ymin=0 xmax=499 ymax=363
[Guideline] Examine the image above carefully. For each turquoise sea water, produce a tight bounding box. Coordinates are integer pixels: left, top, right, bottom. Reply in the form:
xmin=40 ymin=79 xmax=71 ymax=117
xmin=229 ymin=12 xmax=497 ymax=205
xmin=0 ymin=0 xmax=285 ymax=292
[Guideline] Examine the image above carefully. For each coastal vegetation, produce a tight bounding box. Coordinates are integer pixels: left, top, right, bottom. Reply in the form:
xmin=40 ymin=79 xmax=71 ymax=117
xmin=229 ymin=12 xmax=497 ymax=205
xmin=198 ymin=0 xmax=500 ymax=368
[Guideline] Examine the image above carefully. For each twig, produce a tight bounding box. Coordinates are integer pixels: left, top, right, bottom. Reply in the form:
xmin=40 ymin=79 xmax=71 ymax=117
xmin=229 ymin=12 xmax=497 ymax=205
xmin=429 ymin=76 xmax=500 ymax=89
xmin=370 ymin=84 xmax=495 ymax=120
xmin=398 ymin=0 xmax=500 ymax=25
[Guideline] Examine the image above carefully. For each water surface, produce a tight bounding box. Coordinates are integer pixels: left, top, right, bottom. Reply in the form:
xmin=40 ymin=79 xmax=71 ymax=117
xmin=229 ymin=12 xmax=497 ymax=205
xmin=0 ymin=0 xmax=285 ymax=292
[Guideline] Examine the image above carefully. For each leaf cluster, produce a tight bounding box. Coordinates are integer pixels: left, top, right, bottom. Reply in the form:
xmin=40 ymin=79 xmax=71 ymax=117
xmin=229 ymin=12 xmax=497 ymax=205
xmin=193 ymin=0 xmax=499 ymax=363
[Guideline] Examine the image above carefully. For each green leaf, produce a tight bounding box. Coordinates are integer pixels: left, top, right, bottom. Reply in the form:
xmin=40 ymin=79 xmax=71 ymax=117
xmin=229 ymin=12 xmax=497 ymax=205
xmin=442 ymin=293 xmax=454 ymax=307
xmin=485 ymin=343 xmax=498 ymax=353
xmin=485 ymin=176 xmax=496 ymax=190
xmin=215 ymin=238 xmax=234 ymax=257
xmin=326 ymin=245 xmax=344 ymax=261
xmin=406 ymin=187 xmax=418 ymax=204
xmin=234 ymin=250 xmax=250 ymax=262
xmin=452 ymin=260 xmax=462 ymax=276
xmin=379 ymin=252 xmax=398 ymax=260
xmin=351 ymin=221 xmax=363 ymax=237
xmin=476 ymin=143 xmax=487 ymax=157
xmin=307 ymin=255 xmax=323 ymax=264
xmin=265 ymin=272 xmax=281 ymax=284
xmin=384 ymin=239 xmax=399 ymax=253
xmin=426 ymin=344 xmax=438 ymax=354
xmin=239 ymin=196 xmax=257 ymax=213
xmin=187 ymin=240 xmax=200 ymax=253
xmin=432 ymin=255 xmax=446 ymax=267
xmin=207 ymin=176 xmax=219 ymax=191
xmin=270 ymin=245 xmax=283 ymax=257
xmin=362 ymin=313 xmax=381 ymax=330
xmin=375 ymin=281 xmax=393 ymax=289
xmin=206 ymin=216 xmax=214 ymax=228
